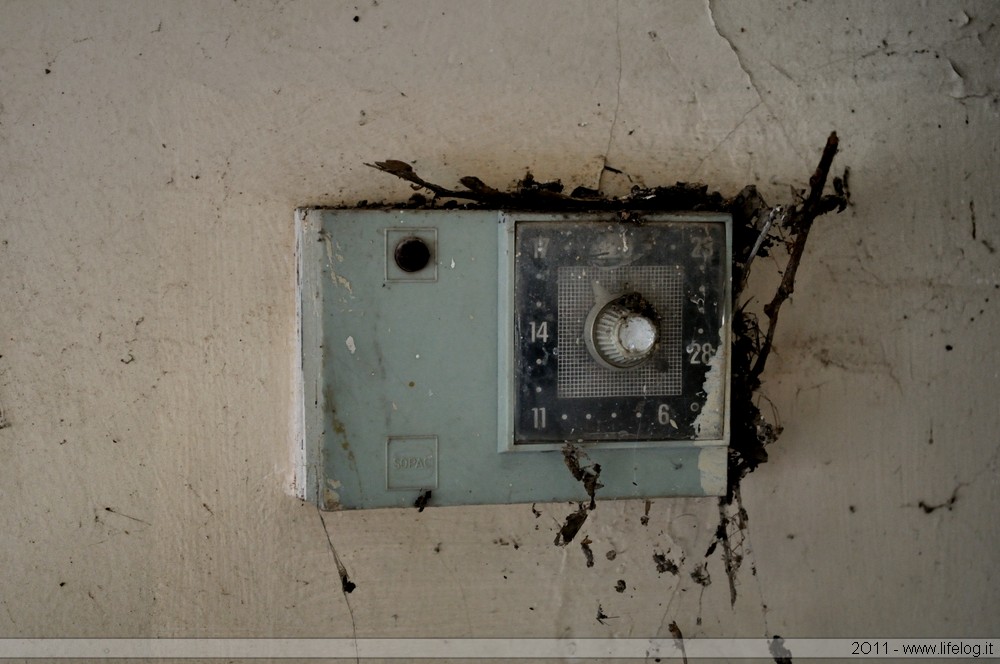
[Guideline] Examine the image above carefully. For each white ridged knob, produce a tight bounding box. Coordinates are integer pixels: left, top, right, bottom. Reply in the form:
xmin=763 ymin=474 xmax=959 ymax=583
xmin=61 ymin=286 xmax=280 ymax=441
xmin=584 ymin=287 xmax=659 ymax=370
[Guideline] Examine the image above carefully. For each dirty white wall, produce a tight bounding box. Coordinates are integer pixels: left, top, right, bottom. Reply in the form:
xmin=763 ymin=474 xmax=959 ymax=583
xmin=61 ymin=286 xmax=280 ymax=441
xmin=1 ymin=0 xmax=998 ymax=658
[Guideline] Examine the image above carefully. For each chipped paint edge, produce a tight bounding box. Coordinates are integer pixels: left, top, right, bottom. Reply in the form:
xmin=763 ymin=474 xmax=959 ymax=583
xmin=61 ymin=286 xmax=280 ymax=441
xmin=289 ymin=208 xmax=305 ymax=499
xmin=692 ymin=327 xmax=726 ymax=439
xmin=697 ymin=445 xmax=728 ymax=495
xmin=291 ymin=208 xmax=323 ymax=503
xmin=693 ymin=326 xmax=729 ymax=496
xmin=697 ymin=214 xmax=733 ymax=496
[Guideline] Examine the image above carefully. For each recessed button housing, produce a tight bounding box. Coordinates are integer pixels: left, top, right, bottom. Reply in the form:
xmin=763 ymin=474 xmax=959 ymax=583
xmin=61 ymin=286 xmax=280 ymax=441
xmin=394 ymin=236 xmax=431 ymax=272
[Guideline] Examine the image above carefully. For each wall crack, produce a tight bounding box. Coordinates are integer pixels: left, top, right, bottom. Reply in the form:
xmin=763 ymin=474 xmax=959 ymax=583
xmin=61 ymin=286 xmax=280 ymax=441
xmin=689 ymin=100 xmax=763 ymax=179
xmin=317 ymin=508 xmax=359 ymax=664
xmin=597 ymin=0 xmax=623 ymax=193
xmin=706 ymin=0 xmax=764 ymax=101
xmin=705 ymin=0 xmax=803 ymax=163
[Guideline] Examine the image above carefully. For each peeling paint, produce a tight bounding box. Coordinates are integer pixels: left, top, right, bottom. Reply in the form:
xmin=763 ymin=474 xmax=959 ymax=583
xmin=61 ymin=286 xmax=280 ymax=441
xmin=693 ymin=333 xmax=726 ymax=438
xmin=322 ymin=488 xmax=340 ymax=510
xmin=946 ymin=60 xmax=967 ymax=99
xmin=345 ymin=336 xmax=356 ymax=354
xmin=697 ymin=446 xmax=727 ymax=496
xmin=320 ymin=229 xmax=354 ymax=294
xmin=332 ymin=272 xmax=353 ymax=294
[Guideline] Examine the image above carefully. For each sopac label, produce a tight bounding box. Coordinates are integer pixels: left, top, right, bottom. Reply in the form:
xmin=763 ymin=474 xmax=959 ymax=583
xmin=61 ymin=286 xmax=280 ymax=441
xmin=386 ymin=437 xmax=438 ymax=490
xmin=392 ymin=454 xmax=435 ymax=470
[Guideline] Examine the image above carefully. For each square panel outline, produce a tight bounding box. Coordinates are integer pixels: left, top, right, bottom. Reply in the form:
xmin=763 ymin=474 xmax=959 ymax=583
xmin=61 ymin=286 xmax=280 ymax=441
xmin=296 ymin=208 xmax=732 ymax=507
xmin=556 ymin=264 xmax=684 ymax=398
xmin=384 ymin=227 xmax=438 ymax=282
xmin=497 ymin=212 xmax=732 ymax=454
xmin=385 ymin=435 xmax=439 ymax=491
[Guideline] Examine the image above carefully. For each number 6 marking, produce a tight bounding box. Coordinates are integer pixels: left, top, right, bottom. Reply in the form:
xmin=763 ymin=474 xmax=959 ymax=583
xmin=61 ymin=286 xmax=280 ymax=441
xmin=657 ymin=404 xmax=677 ymax=428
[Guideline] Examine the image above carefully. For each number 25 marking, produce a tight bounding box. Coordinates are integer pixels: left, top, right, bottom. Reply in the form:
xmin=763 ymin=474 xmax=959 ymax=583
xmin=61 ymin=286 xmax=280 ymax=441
xmin=691 ymin=236 xmax=713 ymax=260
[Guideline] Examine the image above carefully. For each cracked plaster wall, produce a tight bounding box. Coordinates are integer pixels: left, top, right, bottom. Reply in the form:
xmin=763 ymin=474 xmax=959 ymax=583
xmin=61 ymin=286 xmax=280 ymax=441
xmin=0 ymin=0 xmax=997 ymax=656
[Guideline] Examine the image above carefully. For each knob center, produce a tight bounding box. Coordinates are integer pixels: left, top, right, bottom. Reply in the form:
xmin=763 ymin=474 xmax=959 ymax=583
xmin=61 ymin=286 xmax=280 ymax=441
xmin=618 ymin=314 xmax=657 ymax=354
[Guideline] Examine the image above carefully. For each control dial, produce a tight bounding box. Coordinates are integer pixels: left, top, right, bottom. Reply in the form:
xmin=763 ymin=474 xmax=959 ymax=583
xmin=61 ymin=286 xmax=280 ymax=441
xmin=584 ymin=282 xmax=660 ymax=370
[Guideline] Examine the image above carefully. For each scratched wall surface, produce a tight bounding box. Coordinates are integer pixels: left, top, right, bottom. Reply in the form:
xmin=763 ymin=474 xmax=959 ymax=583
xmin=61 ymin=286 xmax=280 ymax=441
xmin=1 ymin=0 xmax=997 ymax=658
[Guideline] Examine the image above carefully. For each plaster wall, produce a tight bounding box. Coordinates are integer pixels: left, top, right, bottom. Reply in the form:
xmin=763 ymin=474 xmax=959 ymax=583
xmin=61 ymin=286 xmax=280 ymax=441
xmin=1 ymin=0 xmax=997 ymax=658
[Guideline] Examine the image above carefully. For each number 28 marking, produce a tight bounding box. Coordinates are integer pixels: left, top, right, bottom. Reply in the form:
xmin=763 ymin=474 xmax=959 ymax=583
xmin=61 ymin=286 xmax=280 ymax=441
xmin=686 ymin=342 xmax=715 ymax=365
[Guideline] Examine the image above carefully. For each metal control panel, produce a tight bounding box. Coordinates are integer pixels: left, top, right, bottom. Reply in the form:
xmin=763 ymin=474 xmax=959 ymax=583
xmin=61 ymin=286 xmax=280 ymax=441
xmin=296 ymin=209 xmax=731 ymax=510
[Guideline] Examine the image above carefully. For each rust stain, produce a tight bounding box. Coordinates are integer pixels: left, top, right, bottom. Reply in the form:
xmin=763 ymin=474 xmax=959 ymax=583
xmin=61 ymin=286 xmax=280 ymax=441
xmin=322 ymin=488 xmax=341 ymax=511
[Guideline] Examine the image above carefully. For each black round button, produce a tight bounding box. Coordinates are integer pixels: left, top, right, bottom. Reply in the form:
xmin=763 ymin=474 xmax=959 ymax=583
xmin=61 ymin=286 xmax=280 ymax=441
xmin=393 ymin=236 xmax=432 ymax=272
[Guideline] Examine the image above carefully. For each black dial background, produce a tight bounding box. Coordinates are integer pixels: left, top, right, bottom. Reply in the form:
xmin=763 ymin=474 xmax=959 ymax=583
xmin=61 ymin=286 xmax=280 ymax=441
xmin=512 ymin=219 xmax=727 ymax=444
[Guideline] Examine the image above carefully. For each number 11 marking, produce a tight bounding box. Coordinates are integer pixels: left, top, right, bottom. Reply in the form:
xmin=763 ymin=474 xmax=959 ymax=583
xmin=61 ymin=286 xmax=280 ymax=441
xmin=532 ymin=407 xmax=546 ymax=429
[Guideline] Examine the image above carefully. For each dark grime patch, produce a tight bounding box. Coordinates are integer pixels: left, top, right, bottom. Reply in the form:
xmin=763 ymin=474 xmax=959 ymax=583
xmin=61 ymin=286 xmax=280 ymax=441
xmin=561 ymin=444 xmax=603 ymax=510
xmin=554 ymin=504 xmax=589 ymax=546
xmin=414 ymin=490 xmax=431 ymax=512
xmin=770 ymin=635 xmax=793 ymax=664
xmin=653 ymin=551 xmax=679 ymax=575
xmin=690 ymin=562 xmax=711 ymax=587
xmin=580 ymin=537 xmax=595 ymax=568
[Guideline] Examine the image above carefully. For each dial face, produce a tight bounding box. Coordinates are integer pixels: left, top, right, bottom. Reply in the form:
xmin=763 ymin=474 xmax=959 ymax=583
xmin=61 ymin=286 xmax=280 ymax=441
xmin=512 ymin=218 xmax=728 ymax=446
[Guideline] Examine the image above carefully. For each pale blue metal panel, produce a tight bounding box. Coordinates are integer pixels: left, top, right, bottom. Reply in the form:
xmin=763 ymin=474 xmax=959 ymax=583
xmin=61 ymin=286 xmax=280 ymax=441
xmin=298 ymin=209 xmax=730 ymax=510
